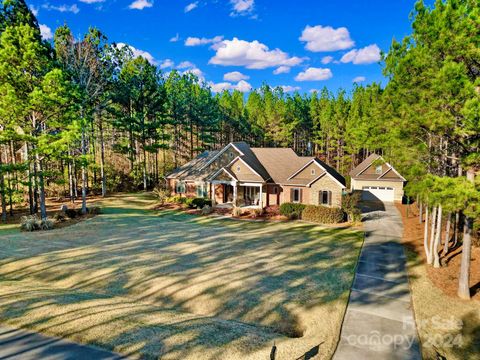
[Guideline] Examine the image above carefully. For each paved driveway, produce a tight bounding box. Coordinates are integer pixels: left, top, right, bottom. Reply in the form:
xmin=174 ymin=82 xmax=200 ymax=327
xmin=0 ymin=325 xmax=125 ymax=360
xmin=334 ymin=202 xmax=421 ymax=360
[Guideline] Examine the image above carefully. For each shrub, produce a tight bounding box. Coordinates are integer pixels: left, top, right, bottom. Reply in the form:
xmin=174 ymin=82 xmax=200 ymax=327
xmin=251 ymin=208 xmax=264 ymax=218
xmin=280 ymin=203 xmax=306 ymax=219
xmin=342 ymin=191 xmax=362 ymax=222
xmin=200 ymin=205 xmax=213 ymax=215
xmin=20 ymin=215 xmax=54 ymax=231
xmin=166 ymin=195 xmax=187 ymax=204
xmin=53 ymin=213 xmax=67 ymax=222
xmin=301 ymin=205 xmax=345 ymax=224
xmin=232 ymin=206 xmax=242 ymax=217
xmin=65 ymin=208 xmax=78 ymax=219
xmin=188 ymin=197 xmax=212 ymax=209
xmin=153 ymin=186 xmax=170 ymax=205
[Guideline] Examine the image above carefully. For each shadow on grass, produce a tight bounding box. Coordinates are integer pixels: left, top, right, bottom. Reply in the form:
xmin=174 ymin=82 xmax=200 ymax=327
xmin=0 ymin=194 xmax=365 ymax=358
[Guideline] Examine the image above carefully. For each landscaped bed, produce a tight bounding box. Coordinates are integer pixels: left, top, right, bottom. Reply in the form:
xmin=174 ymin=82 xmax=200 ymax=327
xmin=396 ymin=203 xmax=480 ymax=360
xmin=0 ymin=193 xmax=363 ymax=359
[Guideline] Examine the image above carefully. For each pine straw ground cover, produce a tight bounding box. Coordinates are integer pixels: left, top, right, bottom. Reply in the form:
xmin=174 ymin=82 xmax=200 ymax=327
xmin=396 ymin=204 xmax=480 ymax=360
xmin=0 ymin=193 xmax=363 ymax=359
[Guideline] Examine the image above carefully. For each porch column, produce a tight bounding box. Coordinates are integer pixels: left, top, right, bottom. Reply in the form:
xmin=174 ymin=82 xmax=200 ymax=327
xmin=233 ymin=184 xmax=237 ymax=206
xmin=211 ymin=183 xmax=216 ymax=206
xmin=259 ymin=184 xmax=263 ymax=208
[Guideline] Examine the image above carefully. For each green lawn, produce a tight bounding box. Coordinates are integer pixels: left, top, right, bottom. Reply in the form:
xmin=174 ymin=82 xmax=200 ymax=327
xmin=0 ymin=193 xmax=363 ymax=359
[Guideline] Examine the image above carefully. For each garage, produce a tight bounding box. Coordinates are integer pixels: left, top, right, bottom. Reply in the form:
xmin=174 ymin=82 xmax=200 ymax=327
xmin=361 ymin=186 xmax=395 ymax=202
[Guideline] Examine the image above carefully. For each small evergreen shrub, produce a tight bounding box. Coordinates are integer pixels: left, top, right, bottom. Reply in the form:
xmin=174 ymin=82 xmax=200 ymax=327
xmin=65 ymin=209 xmax=78 ymax=219
xmin=166 ymin=195 xmax=187 ymax=204
xmin=301 ymin=205 xmax=345 ymax=224
xmin=252 ymin=208 xmax=264 ymax=218
xmin=188 ymin=197 xmax=212 ymax=209
xmin=280 ymin=203 xmax=306 ymax=219
xmin=53 ymin=213 xmax=67 ymax=222
xmin=342 ymin=191 xmax=362 ymax=222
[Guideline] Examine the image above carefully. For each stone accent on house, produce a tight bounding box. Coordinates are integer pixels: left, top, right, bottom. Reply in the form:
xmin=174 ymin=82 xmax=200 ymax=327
xmin=310 ymin=175 xmax=343 ymax=207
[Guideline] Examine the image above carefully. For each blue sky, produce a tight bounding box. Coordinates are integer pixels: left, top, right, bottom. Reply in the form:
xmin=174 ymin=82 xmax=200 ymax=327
xmin=29 ymin=0 xmax=420 ymax=94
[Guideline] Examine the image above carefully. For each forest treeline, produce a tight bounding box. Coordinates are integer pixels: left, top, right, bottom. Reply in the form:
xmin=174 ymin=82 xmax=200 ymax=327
xmin=0 ymin=0 xmax=479 ymax=298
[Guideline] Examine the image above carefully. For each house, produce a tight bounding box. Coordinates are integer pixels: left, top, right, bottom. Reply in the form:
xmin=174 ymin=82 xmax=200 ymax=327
xmin=166 ymin=142 xmax=346 ymax=208
xmin=349 ymin=153 xmax=406 ymax=202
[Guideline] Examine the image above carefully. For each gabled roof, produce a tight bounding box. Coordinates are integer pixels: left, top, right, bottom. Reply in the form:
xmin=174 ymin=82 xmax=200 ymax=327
xmin=287 ymin=157 xmax=346 ymax=188
xmin=166 ymin=150 xmax=219 ymax=180
xmin=349 ymin=153 xmax=406 ymax=181
xmin=250 ymin=147 xmax=310 ymax=184
xmin=349 ymin=153 xmax=381 ymax=177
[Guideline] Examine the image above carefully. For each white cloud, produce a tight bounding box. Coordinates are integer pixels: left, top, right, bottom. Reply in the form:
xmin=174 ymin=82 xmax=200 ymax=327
xmin=160 ymin=59 xmax=174 ymax=69
xmin=128 ymin=0 xmax=153 ymax=10
xmin=80 ymin=0 xmax=105 ymax=3
xmin=116 ymin=43 xmax=157 ymax=65
xmin=340 ymin=44 xmax=381 ymax=64
xmin=230 ymin=0 xmax=254 ymax=16
xmin=185 ymin=2 xmax=198 ymax=12
xmin=321 ymin=56 xmax=333 ymax=64
xmin=30 ymin=5 xmax=39 ymax=16
xmin=352 ymin=76 xmax=366 ymax=83
xmin=300 ymin=25 xmax=354 ymax=52
xmin=209 ymin=37 xmax=304 ymax=69
xmin=182 ymin=67 xmax=205 ymax=82
xmin=42 ymin=3 xmax=80 ymax=14
xmin=223 ymin=71 xmax=249 ymax=82
xmin=295 ymin=67 xmax=332 ymax=81
xmin=177 ymin=61 xmax=195 ymax=69
xmin=170 ymin=33 xmax=180 ymax=42
xmin=209 ymin=80 xmax=252 ymax=93
xmin=39 ymin=24 xmax=53 ymax=40
xmin=280 ymin=85 xmax=300 ymax=92
xmin=273 ymin=65 xmax=290 ymax=75
xmin=185 ymin=36 xmax=224 ymax=47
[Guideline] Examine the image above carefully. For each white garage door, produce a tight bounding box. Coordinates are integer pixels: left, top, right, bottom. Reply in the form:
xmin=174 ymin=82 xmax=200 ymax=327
xmin=361 ymin=186 xmax=394 ymax=202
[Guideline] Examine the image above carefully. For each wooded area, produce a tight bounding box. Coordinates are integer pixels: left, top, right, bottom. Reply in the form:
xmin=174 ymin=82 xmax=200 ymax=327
xmin=0 ymin=0 xmax=479 ymax=298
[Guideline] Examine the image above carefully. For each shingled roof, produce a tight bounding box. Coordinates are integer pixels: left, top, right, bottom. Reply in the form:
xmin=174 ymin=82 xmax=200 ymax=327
xmin=166 ymin=150 xmax=219 ymax=180
xmin=349 ymin=153 xmax=381 ymax=178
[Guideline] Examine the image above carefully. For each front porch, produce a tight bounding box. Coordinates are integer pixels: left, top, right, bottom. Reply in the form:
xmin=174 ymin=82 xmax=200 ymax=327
xmin=210 ymin=181 xmax=265 ymax=208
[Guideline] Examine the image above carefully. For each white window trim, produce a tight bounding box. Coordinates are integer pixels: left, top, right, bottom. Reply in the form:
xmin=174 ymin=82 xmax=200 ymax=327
xmin=292 ymin=188 xmax=301 ymax=203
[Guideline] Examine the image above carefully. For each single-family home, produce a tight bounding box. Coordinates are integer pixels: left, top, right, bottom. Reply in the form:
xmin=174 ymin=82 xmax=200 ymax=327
xmin=166 ymin=142 xmax=346 ymax=208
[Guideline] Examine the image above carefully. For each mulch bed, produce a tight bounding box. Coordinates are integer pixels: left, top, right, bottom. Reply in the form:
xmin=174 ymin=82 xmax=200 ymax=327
xmin=396 ymin=203 xmax=480 ymax=300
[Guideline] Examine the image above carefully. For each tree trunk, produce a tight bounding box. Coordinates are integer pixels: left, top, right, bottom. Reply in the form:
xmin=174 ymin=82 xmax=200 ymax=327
xmin=419 ymin=201 xmax=423 ymax=223
xmin=0 ymin=152 xmax=6 ymax=223
xmin=99 ymin=117 xmax=107 ymax=197
xmin=453 ymin=211 xmax=460 ymax=247
xmin=36 ymin=153 xmax=47 ymax=220
xmin=423 ymin=206 xmax=430 ymax=260
xmin=81 ymin=126 xmax=88 ymax=215
xmin=458 ymin=169 xmax=474 ymax=299
xmin=442 ymin=212 xmax=451 ymax=256
xmin=433 ymin=204 xmax=442 ymax=268
xmin=428 ymin=206 xmax=437 ymax=265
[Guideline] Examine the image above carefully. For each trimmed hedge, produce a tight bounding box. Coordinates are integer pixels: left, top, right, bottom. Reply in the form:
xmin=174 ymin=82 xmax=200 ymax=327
xmin=187 ymin=197 xmax=212 ymax=209
xmin=301 ymin=205 xmax=345 ymax=224
xmin=279 ymin=202 xmax=306 ymax=219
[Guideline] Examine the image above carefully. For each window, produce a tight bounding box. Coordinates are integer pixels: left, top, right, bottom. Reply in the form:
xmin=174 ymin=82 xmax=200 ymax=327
xmin=176 ymin=181 xmax=186 ymax=194
xmin=387 ymin=187 xmax=393 ymax=190
xmin=375 ymin=165 xmax=383 ymax=174
xmin=196 ymin=183 xmax=207 ymax=197
xmin=228 ymin=152 xmax=234 ymax=159
xmin=311 ymin=169 xmax=316 ymax=176
xmin=320 ymin=190 xmax=330 ymax=205
xmin=236 ymin=166 xmax=241 ymax=172
xmin=292 ymin=188 xmax=301 ymax=203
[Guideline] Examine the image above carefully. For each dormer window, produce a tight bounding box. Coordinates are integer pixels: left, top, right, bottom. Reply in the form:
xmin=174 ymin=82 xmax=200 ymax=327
xmin=311 ymin=169 xmax=316 ymax=176
xmin=375 ymin=165 xmax=383 ymax=174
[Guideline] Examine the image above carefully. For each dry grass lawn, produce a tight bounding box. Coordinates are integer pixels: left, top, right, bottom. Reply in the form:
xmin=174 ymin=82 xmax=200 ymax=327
xmin=0 ymin=193 xmax=363 ymax=359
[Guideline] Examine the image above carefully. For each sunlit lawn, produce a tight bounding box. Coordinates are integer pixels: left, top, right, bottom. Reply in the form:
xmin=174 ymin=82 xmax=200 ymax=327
xmin=0 ymin=193 xmax=363 ymax=359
